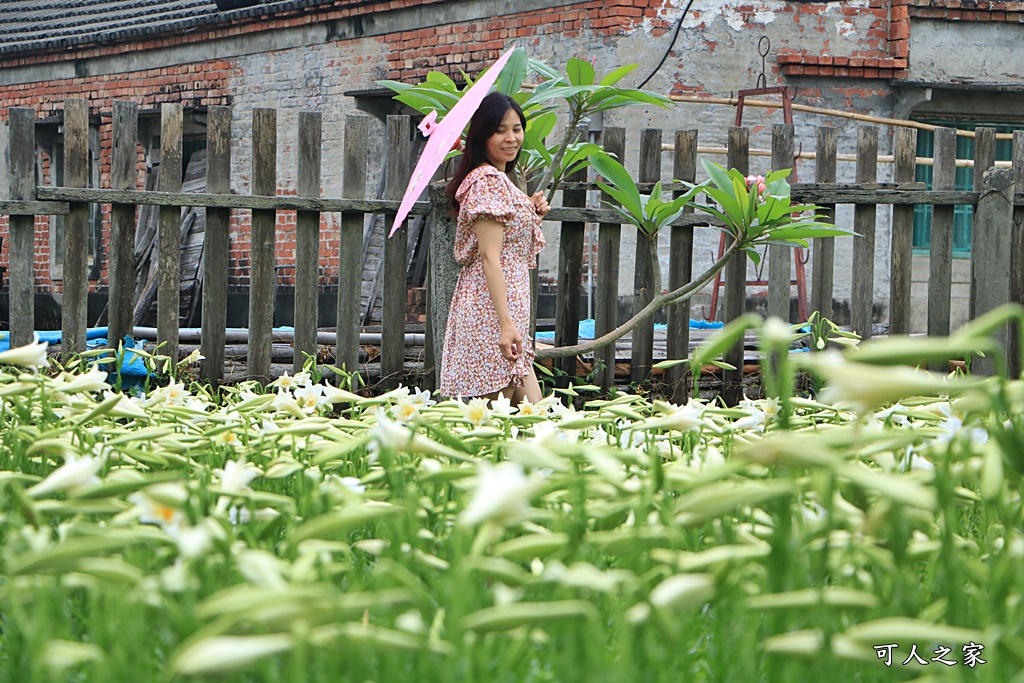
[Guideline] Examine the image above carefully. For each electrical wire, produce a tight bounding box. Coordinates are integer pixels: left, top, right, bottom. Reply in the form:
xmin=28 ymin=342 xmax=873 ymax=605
xmin=636 ymin=0 xmax=695 ymax=89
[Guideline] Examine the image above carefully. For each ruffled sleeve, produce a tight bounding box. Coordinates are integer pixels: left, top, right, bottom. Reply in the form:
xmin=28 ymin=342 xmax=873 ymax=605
xmin=456 ymin=170 xmax=516 ymax=228
xmin=453 ymin=167 xmax=518 ymax=265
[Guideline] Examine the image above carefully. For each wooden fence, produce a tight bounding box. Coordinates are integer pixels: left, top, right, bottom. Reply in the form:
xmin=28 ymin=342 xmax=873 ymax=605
xmin=2 ymin=100 xmax=1023 ymax=398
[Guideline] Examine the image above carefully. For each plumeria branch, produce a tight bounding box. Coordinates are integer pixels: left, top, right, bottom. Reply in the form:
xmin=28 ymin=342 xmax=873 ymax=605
xmin=536 ymin=238 xmax=742 ymax=360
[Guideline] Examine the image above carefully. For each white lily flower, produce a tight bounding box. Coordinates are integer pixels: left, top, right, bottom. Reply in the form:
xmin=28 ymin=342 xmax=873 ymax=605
xmin=808 ymin=351 xmax=963 ymax=413
xmin=175 ymin=523 xmax=213 ymax=559
xmin=0 ymin=340 xmax=49 ymax=370
xmin=637 ymin=399 xmax=705 ymax=432
xmin=320 ymin=383 xmax=363 ymax=404
xmin=339 ymin=476 xmax=365 ymax=494
xmin=130 ymin=484 xmax=189 ymax=532
xmin=212 ymin=456 xmax=261 ymax=493
xmin=236 ymin=548 xmax=289 ymax=589
xmin=395 ymin=609 xmax=426 ymax=634
xmin=160 ymin=559 xmax=193 ymax=593
xmin=170 ymin=634 xmax=293 ymax=677
xmin=183 ymin=397 xmax=208 ymax=413
xmin=294 ymin=383 xmax=328 ymax=414
xmin=151 ymin=378 xmax=191 ymax=406
xmin=462 ymin=397 xmax=492 ymax=426
xmin=101 ymin=391 xmax=150 ymax=420
xmin=55 ymin=367 xmax=110 ymax=394
xmin=392 ymin=395 xmax=421 ymax=424
xmin=459 ymin=461 xmax=540 ymax=527
xmin=179 ymin=348 xmax=204 ymax=365
xmin=269 ymin=372 xmax=298 ymax=392
xmin=409 ymin=388 xmax=436 ymax=407
xmin=732 ymin=396 xmax=779 ymax=433
xmin=489 ymin=394 xmax=513 ymax=417
xmin=379 ymin=384 xmax=411 ymax=403
xmin=26 ymin=451 xmax=105 ymax=498
xmin=874 ymin=402 xmax=910 ymax=426
xmin=515 ymin=399 xmax=541 ymax=417
xmin=270 ymin=392 xmax=305 ymax=418
xmin=227 ymin=506 xmax=251 ymax=525
xmin=368 ymin=408 xmax=414 ymax=454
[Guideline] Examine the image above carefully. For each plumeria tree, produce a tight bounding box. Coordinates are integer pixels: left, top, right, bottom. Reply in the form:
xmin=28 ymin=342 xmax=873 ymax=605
xmin=539 ymin=157 xmax=855 ymax=360
xmin=381 ymin=48 xmax=671 ymax=199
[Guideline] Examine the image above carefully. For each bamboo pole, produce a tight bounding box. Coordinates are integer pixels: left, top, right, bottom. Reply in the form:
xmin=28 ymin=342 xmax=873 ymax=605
xmin=659 ymin=144 xmax=1011 ymax=169
xmin=669 ymin=94 xmax=1016 ymax=141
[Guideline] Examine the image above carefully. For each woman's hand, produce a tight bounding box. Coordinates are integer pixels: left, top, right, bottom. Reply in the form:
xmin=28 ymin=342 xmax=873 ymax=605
xmin=530 ymin=191 xmax=550 ymax=218
xmin=498 ymin=323 xmax=522 ymax=362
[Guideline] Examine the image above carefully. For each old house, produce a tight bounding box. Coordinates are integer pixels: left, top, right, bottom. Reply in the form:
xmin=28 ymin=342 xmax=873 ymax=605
xmin=1 ymin=0 xmax=1022 ymax=332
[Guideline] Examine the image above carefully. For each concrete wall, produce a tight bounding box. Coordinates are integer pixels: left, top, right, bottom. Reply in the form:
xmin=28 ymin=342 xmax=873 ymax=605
xmin=1 ymin=0 xmax=1022 ymax=333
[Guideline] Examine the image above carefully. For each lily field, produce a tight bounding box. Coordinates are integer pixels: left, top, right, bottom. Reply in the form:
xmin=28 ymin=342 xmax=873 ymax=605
xmin=1 ymin=312 xmax=1023 ymax=683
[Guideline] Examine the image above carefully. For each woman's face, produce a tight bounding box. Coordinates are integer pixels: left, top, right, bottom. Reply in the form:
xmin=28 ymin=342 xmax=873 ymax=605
xmin=485 ymin=108 xmax=524 ymax=172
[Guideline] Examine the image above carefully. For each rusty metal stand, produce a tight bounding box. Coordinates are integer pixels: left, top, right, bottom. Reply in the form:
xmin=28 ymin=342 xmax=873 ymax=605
xmin=704 ymin=40 xmax=809 ymax=322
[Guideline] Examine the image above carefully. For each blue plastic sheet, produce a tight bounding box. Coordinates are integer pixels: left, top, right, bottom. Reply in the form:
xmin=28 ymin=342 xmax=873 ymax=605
xmin=0 ymin=328 xmax=149 ymax=385
xmin=535 ymin=318 xmax=723 ymax=341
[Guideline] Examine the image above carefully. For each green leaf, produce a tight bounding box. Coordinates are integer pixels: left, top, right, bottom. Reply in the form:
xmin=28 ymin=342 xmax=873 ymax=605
xmin=599 ymin=64 xmax=638 ymax=86
xmin=595 ymin=183 xmax=642 ymax=222
xmin=424 ymin=71 xmax=459 ymax=92
xmin=526 ymin=111 xmax=557 ymax=141
xmin=591 ymin=153 xmax=642 ymax=213
xmin=496 ymin=47 xmax=529 ymax=95
xmin=566 ymin=58 xmax=596 ymax=87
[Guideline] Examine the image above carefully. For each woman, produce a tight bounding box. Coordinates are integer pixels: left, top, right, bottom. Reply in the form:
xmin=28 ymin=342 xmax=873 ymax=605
xmin=439 ymin=92 xmax=550 ymax=403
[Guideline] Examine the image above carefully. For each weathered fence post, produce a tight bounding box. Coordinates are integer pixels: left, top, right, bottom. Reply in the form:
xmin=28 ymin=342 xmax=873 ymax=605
xmin=8 ymin=109 xmax=36 ymax=348
xmin=810 ymin=126 xmax=837 ymax=321
xmin=294 ymin=111 xmax=323 ymax=374
xmin=200 ymin=106 xmax=231 ymax=382
xmin=554 ymin=123 xmax=588 ymax=385
xmin=768 ymin=123 xmax=794 ymax=322
xmin=970 ymin=127 xmax=997 ymax=321
xmin=889 ymin=127 xmax=917 ymax=335
xmin=850 ymin=126 xmax=878 ymax=340
xmin=594 ymin=127 xmax=625 ymax=392
xmin=668 ymin=129 xmax=696 ymax=403
xmin=630 ymin=128 xmax=661 ymax=386
xmin=1011 ymin=131 xmax=1024 ymax=378
xmin=722 ymin=126 xmax=750 ymax=407
xmin=337 ymin=114 xmax=369 ymax=380
xmin=249 ymin=107 xmax=277 ymax=382
xmin=971 ymin=167 xmax=1013 ymax=376
xmin=427 ymin=183 xmax=458 ymax=389
xmin=382 ymin=115 xmax=411 ymax=390
xmin=62 ymin=99 xmax=90 ymax=354
xmin=928 ymin=127 xmax=956 ymax=350
xmin=157 ymin=103 xmax=184 ymax=364
xmin=108 ymin=100 xmax=139 ymax=346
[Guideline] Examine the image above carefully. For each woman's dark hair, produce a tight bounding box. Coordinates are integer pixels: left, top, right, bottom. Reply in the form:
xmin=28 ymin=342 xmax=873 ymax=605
xmin=445 ymin=91 xmax=527 ymax=216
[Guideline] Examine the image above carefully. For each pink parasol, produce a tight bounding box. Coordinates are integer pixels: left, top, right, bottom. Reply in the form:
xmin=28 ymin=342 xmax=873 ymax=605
xmin=388 ymin=46 xmax=518 ymax=237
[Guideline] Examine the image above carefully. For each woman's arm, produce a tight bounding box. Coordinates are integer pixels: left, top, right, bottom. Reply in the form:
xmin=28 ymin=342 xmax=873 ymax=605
xmin=474 ymin=218 xmax=522 ymax=362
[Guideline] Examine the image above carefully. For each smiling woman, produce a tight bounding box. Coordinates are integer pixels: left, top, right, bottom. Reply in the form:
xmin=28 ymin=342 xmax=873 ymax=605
xmin=440 ymin=92 xmax=550 ymax=402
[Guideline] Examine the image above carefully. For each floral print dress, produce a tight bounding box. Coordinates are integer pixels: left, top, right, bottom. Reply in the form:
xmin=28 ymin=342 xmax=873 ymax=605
xmin=440 ymin=165 xmax=546 ymax=397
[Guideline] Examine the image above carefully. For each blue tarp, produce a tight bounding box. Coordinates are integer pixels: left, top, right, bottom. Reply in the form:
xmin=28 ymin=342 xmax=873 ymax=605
xmin=535 ymin=318 xmax=724 ymax=341
xmin=0 ymin=328 xmax=149 ymax=383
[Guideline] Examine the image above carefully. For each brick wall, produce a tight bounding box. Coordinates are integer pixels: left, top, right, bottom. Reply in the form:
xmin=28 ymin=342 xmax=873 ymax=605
xmin=774 ymin=0 xmax=910 ymax=79
xmin=0 ymin=60 xmax=235 ymax=292
xmin=380 ymin=1 xmax=674 ymax=82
